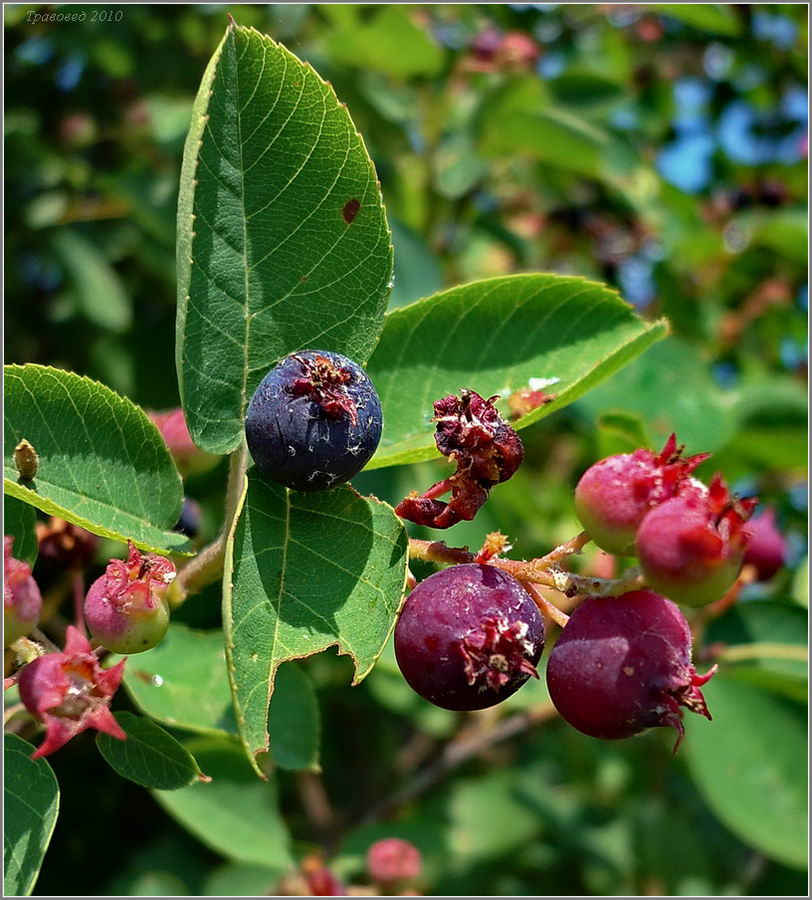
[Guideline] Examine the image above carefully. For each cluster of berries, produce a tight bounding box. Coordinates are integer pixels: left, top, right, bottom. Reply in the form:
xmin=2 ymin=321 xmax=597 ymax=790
xmin=5 ymin=348 xmax=788 ymax=761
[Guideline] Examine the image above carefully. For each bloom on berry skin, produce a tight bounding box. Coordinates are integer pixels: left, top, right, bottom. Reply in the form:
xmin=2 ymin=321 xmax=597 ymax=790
xmin=636 ymin=475 xmax=757 ymax=607
xmin=396 ymin=390 xmax=525 ymax=529
xmin=367 ymin=838 xmax=423 ymax=887
xmin=84 ymin=542 xmax=175 ymax=654
xmin=4 ymin=535 xmax=42 ymax=647
xmin=17 ymin=625 xmax=126 ymax=759
xmin=574 ymin=433 xmax=709 ymax=556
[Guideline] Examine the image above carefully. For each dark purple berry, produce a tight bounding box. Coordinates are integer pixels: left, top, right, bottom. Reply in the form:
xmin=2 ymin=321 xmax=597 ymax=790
xmin=173 ymin=497 xmax=202 ymax=538
xmin=394 ymin=564 xmax=543 ymax=711
xmin=636 ymin=475 xmax=757 ymax=607
xmin=245 ymin=350 xmax=382 ymax=492
xmin=743 ymin=507 xmax=787 ymax=581
xmin=546 ymin=590 xmax=716 ymax=749
xmin=574 ymin=433 xmax=709 ymax=555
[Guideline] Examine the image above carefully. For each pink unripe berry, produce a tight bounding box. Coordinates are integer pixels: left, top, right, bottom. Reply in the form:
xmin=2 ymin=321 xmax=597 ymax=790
xmin=574 ymin=433 xmax=709 ymax=556
xmin=18 ymin=625 xmax=126 ymax=759
xmin=84 ymin=542 xmax=175 ymax=654
xmin=4 ymin=536 xmax=42 ymax=647
xmin=743 ymin=507 xmax=787 ymax=581
xmin=546 ymin=590 xmax=716 ymax=750
xmin=636 ymin=475 xmax=757 ymax=607
xmin=149 ymin=408 xmax=219 ymax=478
xmin=367 ymin=839 xmax=422 ymax=887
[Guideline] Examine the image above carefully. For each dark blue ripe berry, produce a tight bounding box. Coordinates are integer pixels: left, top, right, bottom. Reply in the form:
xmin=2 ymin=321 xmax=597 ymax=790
xmin=395 ymin=564 xmax=544 ymax=711
xmin=245 ymin=350 xmax=383 ymax=491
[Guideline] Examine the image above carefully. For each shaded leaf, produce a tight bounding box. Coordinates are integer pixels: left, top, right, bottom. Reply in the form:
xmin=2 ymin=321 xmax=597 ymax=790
xmin=152 ymin=736 xmax=293 ymax=868
xmin=576 ymin=337 xmax=733 ymax=455
xmin=684 ymin=677 xmax=807 ymax=869
xmin=50 ymin=228 xmax=132 ymax=332
xmin=4 ymin=495 xmax=38 ymax=566
xmin=3 ymin=365 xmax=189 ymax=556
xmin=176 ymin=23 xmax=392 ymax=454
xmin=203 ymin=863 xmax=285 ymax=896
xmin=704 ymin=601 xmax=807 ymax=702
xmin=96 ymin=712 xmax=201 ymax=790
xmin=365 ymin=274 xmax=667 ymax=469
xmin=121 ymin=625 xmax=320 ymax=770
xmin=224 ymin=476 xmax=407 ymax=773
xmin=596 ymin=411 xmax=650 ymax=458
xmin=652 ymin=4 xmax=744 ymax=37
xmin=4 ymin=734 xmax=60 ymax=897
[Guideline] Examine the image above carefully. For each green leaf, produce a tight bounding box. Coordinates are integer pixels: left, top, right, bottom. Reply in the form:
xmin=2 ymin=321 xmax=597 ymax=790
xmin=96 ymin=712 xmax=201 ymax=790
xmin=50 ymin=228 xmax=132 ymax=333
xmin=176 ymin=23 xmax=392 ymax=454
xmin=121 ymin=625 xmax=320 ymax=770
xmin=651 ymin=5 xmax=744 ymax=37
xmin=595 ymin=411 xmax=650 ymax=458
xmin=549 ymin=71 xmax=625 ymax=109
xmin=152 ymin=736 xmax=293 ymax=868
xmin=122 ymin=625 xmax=238 ymax=739
xmin=704 ymin=601 xmax=807 ymax=702
xmin=576 ymin=337 xmax=733 ymax=455
xmin=389 ymin=218 xmax=443 ymax=309
xmin=267 ymin=663 xmax=320 ymax=771
xmin=203 ymin=863 xmax=285 ymax=896
xmin=4 ymin=734 xmax=60 ymax=897
xmin=4 ymin=495 xmax=38 ymax=566
xmin=364 ymin=274 xmax=667 ymax=469
xmin=224 ymin=476 xmax=407 ymax=773
xmin=3 ymin=365 xmax=189 ymax=556
xmin=323 ymin=6 xmax=444 ymax=79
xmin=684 ymin=677 xmax=807 ymax=869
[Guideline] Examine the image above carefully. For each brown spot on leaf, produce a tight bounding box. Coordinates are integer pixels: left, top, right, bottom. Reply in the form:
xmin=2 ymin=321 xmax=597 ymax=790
xmin=342 ymin=198 xmax=361 ymax=224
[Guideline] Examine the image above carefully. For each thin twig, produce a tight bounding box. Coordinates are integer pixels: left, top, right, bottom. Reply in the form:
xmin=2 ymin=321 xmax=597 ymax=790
xmin=361 ymin=703 xmax=558 ymax=823
xmin=522 ymin=581 xmax=569 ymax=628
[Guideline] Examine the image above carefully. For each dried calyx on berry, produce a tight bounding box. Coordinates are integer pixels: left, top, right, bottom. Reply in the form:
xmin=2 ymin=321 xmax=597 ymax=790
xmin=4 ymin=535 xmax=43 ymax=647
xmin=84 ymin=541 xmax=175 ymax=654
xmin=245 ymin=349 xmax=382 ymax=492
xmin=574 ymin=432 xmax=709 ymax=556
xmin=636 ymin=474 xmax=757 ymax=607
xmin=546 ymin=590 xmax=716 ymax=751
xmin=396 ymin=390 xmax=524 ymax=529
xmin=395 ymin=564 xmax=543 ymax=711
xmin=17 ymin=625 xmax=126 ymax=759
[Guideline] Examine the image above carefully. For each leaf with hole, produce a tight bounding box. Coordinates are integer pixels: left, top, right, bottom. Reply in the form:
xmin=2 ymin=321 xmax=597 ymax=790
xmin=3 ymin=365 xmax=189 ymax=556
xmin=224 ymin=476 xmax=407 ymax=774
xmin=364 ymin=274 xmax=667 ymax=469
xmin=176 ymin=22 xmax=392 ymax=454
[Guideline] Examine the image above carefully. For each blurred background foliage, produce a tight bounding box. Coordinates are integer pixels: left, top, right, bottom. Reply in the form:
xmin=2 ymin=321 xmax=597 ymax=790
xmin=4 ymin=3 xmax=808 ymax=896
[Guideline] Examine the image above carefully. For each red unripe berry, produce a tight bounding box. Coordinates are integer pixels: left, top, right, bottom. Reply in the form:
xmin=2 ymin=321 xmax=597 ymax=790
xmin=18 ymin=625 xmax=126 ymax=759
xmin=367 ymin=838 xmax=422 ymax=887
xmin=743 ymin=507 xmax=787 ymax=581
xmin=574 ymin=433 xmax=709 ymax=555
xmin=149 ymin=408 xmax=220 ymax=478
xmin=546 ymin=590 xmax=715 ymax=750
xmin=395 ymin=564 xmax=543 ymax=711
xmin=84 ymin=542 xmax=175 ymax=654
xmin=4 ymin=536 xmax=42 ymax=647
xmin=636 ymin=475 xmax=756 ymax=607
